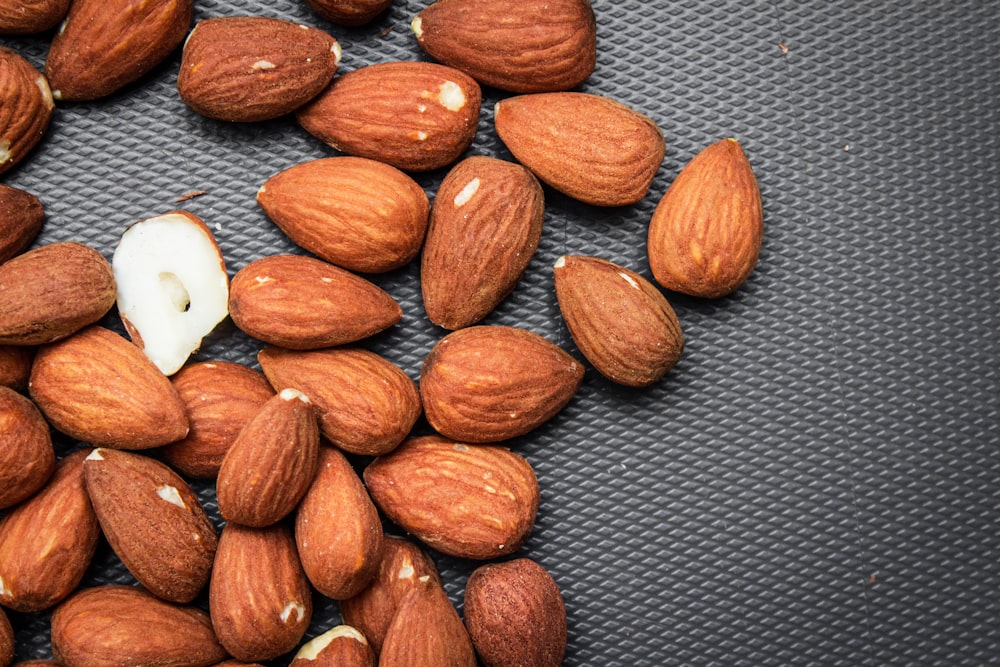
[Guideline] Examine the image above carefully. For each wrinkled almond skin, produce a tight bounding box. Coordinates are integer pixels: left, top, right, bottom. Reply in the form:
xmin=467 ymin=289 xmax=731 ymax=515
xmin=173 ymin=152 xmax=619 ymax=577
xmin=160 ymin=360 xmax=275 ymax=479
xmin=257 ymin=157 xmax=429 ymax=274
xmin=0 ymin=0 xmax=69 ymax=33
xmin=297 ymin=61 xmax=482 ymax=172
xmin=290 ymin=625 xmax=374 ymax=666
xmin=229 ymin=254 xmax=402 ymax=350
xmin=0 ymin=183 xmax=43 ymax=264
xmin=495 ymin=91 xmax=665 ymax=207
xmin=216 ymin=388 xmax=320 ymax=527
xmin=340 ymin=535 xmax=442 ymax=655
xmin=178 ymin=16 xmax=340 ymax=122
xmin=648 ymin=138 xmax=764 ymax=298
xmin=295 ymin=446 xmax=383 ymax=600
xmin=44 ymin=0 xmax=192 ymax=101
xmin=421 ymin=156 xmax=544 ymax=330
xmin=379 ymin=579 xmax=475 ymax=667
xmin=554 ymin=255 xmax=684 ymax=387
xmin=51 ymin=585 xmax=227 ymax=667
xmin=0 ymin=48 xmax=53 ymax=176
xmin=0 ymin=449 xmax=98 ymax=612
xmin=305 ymin=0 xmax=390 ymax=26
xmin=0 ymin=344 xmax=34 ymax=392
xmin=463 ymin=558 xmax=567 ymax=667
xmin=83 ymin=448 xmax=218 ymax=603
xmin=258 ymin=346 xmax=421 ymax=457
xmin=0 ymin=242 xmax=116 ymax=346
xmin=364 ymin=436 xmax=539 ymax=560
xmin=413 ymin=0 xmax=596 ymax=93
xmin=0 ymin=386 xmax=54 ymax=509
xmin=210 ymin=523 xmax=313 ymax=662
xmin=419 ymin=325 xmax=583 ymax=443
xmin=29 ymin=325 xmax=189 ymax=449
xmin=0 ymin=608 xmax=11 ymax=667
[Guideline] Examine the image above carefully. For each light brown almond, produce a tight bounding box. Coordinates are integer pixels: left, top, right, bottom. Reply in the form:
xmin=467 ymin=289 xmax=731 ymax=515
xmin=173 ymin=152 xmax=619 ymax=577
xmin=0 ymin=47 xmax=53 ymax=176
xmin=0 ymin=385 xmax=54 ymax=509
xmin=379 ymin=578 xmax=475 ymax=667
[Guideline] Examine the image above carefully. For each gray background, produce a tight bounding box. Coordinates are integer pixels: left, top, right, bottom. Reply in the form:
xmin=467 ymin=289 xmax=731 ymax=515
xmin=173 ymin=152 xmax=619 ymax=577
xmin=2 ymin=0 xmax=998 ymax=664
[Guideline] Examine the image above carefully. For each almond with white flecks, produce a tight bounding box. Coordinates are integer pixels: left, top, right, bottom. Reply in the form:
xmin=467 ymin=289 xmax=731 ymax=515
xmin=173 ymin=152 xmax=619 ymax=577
xmin=0 ymin=47 xmax=53 ymax=176
xmin=290 ymin=625 xmax=375 ymax=667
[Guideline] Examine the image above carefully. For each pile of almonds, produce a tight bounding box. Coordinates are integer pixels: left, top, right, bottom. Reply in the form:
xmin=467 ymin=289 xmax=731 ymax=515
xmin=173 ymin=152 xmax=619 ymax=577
xmin=0 ymin=0 xmax=764 ymax=665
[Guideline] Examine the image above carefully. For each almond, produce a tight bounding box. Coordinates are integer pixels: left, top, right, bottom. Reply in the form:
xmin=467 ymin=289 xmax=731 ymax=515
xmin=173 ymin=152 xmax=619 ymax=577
xmin=0 ymin=242 xmax=115 ymax=346
xmin=297 ymin=61 xmax=481 ymax=172
xmin=51 ymin=585 xmax=227 ymax=667
xmin=0 ymin=47 xmax=53 ymax=176
xmin=258 ymin=346 xmax=421 ymax=457
xmin=419 ymin=325 xmax=583 ymax=443
xmin=0 ymin=0 xmax=69 ymax=33
xmin=0 ymin=449 xmax=98 ymax=612
xmin=210 ymin=522 xmax=313 ymax=662
xmin=304 ymin=0 xmax=390 ymax=26
xmin=553 ymin=254 xmax=684 ymax=386
xmin=364 ymin=435 xmax=539 ymax=560
xmin=289 ymin=625 xmax=375 ymax=667
xmin=29 ymin=325 xmax=189 ymax=449
xmin=0 ymin=608 xmax=11 ymax=667
xmin=420 ymin=156 xmax=544 ymax=329
xmin=229 ymin=254 xmax=402 ymax=350
xmin=463 ymin=558 xmax=567 ymax=667
xmin=647 ymin=138 xmax=764 ymax=298
xmin=177 ymin=16 xmax=340 ymax=122
xmin=0 ymin=183 xmax=43 ymax=264
xmin=378 ymin=578 xmax=475 ymax=667
xmin=0 ymin=386 xmax=54 ymax=509
xmin=412 ymin=0 xmax=596 ymax=93
xmin=494 ymin=91 xmax=665 ymax=206
xmin=160 ymin=360 xmax=275 ymax=479
xmin=0 ymin=344 xmax=33 ymax=392
xmin=82 ymin=448 xmax=217 ymax=603
xmin=216 ymin=388 xmax=320 ymax=528
xmin=44 ymin=0 xmax=192 ymax=101
xmin=295 ymin=445 xmax=383 ymax=600
xmin=257 ymin=157 xmax=429 ymax=274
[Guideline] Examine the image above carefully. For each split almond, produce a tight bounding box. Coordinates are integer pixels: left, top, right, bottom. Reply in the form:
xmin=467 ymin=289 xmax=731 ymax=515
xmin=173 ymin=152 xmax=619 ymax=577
xmin=0 ymin=183 xmax=43 ymax=264
xmin=290 ymin=625 xmax=374 ymax=667
xmin=0 ymin=386 xmax=54 ymax=509
xmin=0 ymin=47 xmax=53 ymax=176
xmin=379 ymin=578 xmax=475 ymax=667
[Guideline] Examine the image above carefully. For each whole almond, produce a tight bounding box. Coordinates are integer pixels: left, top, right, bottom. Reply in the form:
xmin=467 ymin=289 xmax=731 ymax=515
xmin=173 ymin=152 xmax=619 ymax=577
xmin=647 ymin=138 xmax=764 ymax=298
xmin=0 ymin=183 xmax=43 ymax=264
xmin=0 ymin=242 xmax=116 ymax=346
xmin=83 ymin=448 xmax=218 ymax=603
xmin=297 ymin=61 xmax=481 ymax=172
xmin=0 ymin=386 xmax=54 ymax=509
xmin=290 ymin=625 xmax=375 ymax=667
xmin=420 ymin=156 xmax=544 ymax=329
xmin=0 ymin=344 xmax=33 ymax=392
xmin=51 ymin=585 xmax=227 ymax=667
xmin=210 ymin=522 xmax=313 ymax=662
xmin=364 ymin=436 xmax=539 ymax=560
xmin=160 ymin=360 xmax=275 ymax=479
xmin=295 ymin=446 xmax=383 ymax=600
xmin=257 ymin=157 xmax=429 ymax=274
xmin=44 ymin=0 xmax=192 ymax=101
xmin=258 ymin=346 xmax=421 ymax=457
xmin=0 ymin=608 xmax=11 ymax=667
xmin=494 ymin=91 xmax=665 ymax=207
xmin=0 ymin=47 xmax=53 ymax=176
xmin=305 ymin=0 xmax=389 ymax=25
xmin=379 ymin=578 xmax=475 ymax=667
xmin=216 ymin=388 xmax=320 ymax=527
xmin=419 ymin=325 xmax=583 ymax=443
xmin=412 ymin=0 xmax=596 ymax=93
xmin=0 ymin=0 xmax=69 ymax=33
xmin=553 ymin=255 xmax=684 ymax=386
xmin=229 ymin=254 xmax=402 ymax=350
xmin=0 ymin=449 xmax=99 ymax=612
xmin=29 ymin=325 xmax=189 ymax=449
xmin=178 ymin=16 xmax=340 ymax=122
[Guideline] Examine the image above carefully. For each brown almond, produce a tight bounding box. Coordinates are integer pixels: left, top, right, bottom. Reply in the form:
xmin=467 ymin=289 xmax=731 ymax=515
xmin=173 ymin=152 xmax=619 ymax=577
xmin=0 ymin=386 xmax=54 ymax=509
xmin=379 ymin=578 xmax=475 ymax=667
xmin=0 ymin=47 xmax=53 ymax=176
xmin=420 ymin=156 xmax=544 ymax=329
xmin=0 ymin=608 xmax=11 ymax=667
xmin=0 ymin=183 xmax=43 ymax=264
xmin=305 ymin=0 xmax=390 ymax=26
xmin=290 ymin=625 xmax=375 ymax=667
xmin=0 ymin=0 xmax=69 ymax=33
xmin=0 ymin=344 xmax=34 ymax=392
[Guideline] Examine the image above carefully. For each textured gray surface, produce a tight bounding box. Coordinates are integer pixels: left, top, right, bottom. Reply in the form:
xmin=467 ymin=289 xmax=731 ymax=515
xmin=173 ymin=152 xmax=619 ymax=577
xmin=2 ymin=0 xmax=999 ymax=665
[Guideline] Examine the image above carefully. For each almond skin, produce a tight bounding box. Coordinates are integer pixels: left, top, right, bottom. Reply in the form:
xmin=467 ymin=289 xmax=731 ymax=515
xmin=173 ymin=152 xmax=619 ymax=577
xmin=0 ymin=183 xmax=43 ymax=264
xmin=419 ymin=325 xmax=583 ymax=443
xmin=494 ymin=91 xmax=665 ymax=207
xmin=553 ymin=255 xmax=684 ymax=387
xmin=44 ymin=0 xmax=192 ymax=101
xmin=216 ymin=388 xmax=320 ymax=528
xmin=178 ymin=16 xmax=340 ymax=122
xmin=295 ymin=445 xmax=383 ymax=600
xmin=229 ymin=254 xmax=402 ymax=350
xmin=0 ymin=242 xmax=116 ymax=346
xmin=412 ymin=0 xmax=596 ymax=93
xmin=0 ymin=47 xmax=53 ymax=176
xmin=0 ymin=344 xmax=34 ymax=392
xmin=0 ymin=608 xmax=11 ymax=667
xmin=29 ymin=325 xmax=189 ymax=449
xmin=0 ymin=449 xmax=99 ymax=612
xmin=289 ymin=625 xmax=375 ymax=667
xmin=379 ymin=578 xmax=476 ymax=667
xmin=420 ymin=156 xmax=544 ymax=329
xmin=0 ymin=386 xmax=54 ymax=509
xmin=297 ymin=61 xmax=482 ymax=172
xmin=258 ymin=346 xmax=421 ymax=457
xmin=647 ymin=138 xmax=764 ymax=298
xmin=83 ymin=448 xmax=218 ymax=603
xmin=0 ymin=0 xmax=69 ymax=33
xmin=210 ymin=522 xmax=313 ymax=662
xmin=257 ymin=157 xmax=430 ymax=274
xmin=364 ymin=435 xmax=539 ymax=560
xmin=51 ymin=585 xmax=228 ymax=667
xmin=305 ymin=0 xmax=390 ymax=26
